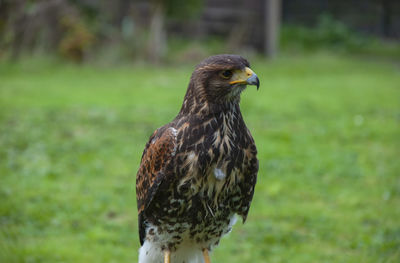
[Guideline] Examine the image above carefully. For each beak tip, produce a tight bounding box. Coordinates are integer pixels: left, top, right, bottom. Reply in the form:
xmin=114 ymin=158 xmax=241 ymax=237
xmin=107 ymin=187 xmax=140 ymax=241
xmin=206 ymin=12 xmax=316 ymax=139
xmin=246 ymin=74 xmax=260 ymax=90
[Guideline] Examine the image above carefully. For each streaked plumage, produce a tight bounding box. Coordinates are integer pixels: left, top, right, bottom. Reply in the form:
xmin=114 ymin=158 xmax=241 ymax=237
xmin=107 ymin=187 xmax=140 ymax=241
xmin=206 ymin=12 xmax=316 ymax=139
xmin=136 ymin=54 xmax=260 ymax=263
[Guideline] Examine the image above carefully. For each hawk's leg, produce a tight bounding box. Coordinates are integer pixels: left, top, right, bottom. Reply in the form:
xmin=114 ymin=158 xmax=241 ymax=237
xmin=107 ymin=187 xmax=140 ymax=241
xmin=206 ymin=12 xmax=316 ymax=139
xmin=164 ymin=249 xmax=171 ymax=263
xmin=202 ymin=248 xmax=211 ymax=263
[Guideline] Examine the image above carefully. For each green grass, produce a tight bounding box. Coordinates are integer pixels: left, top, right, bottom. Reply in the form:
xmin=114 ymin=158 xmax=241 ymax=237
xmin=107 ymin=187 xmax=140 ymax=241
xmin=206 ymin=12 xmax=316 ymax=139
xmin=1 ymin=52 xmax=399 ymax=262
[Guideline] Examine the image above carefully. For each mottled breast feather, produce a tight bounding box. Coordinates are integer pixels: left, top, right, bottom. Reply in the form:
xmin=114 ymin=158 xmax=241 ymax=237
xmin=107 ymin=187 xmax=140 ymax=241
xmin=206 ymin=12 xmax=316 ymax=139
xmin=136 ymin=126 xmax=177 ymax=245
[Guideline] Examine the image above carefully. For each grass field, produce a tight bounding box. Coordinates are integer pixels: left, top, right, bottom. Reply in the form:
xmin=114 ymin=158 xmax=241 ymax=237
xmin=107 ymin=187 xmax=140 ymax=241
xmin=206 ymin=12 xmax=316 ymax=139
xmin=1 ymin=52 xmax=399 ymax=263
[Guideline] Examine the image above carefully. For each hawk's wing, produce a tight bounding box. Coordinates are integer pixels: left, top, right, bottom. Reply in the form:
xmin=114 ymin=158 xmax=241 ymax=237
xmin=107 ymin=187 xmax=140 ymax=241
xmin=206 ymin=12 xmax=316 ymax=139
xmin=238 ymin=135 xmax=259 ymax=222
xmin=136 ymin=126 xmax=177 ymax=245
xmin=239 ymin=158 xmax=258 ymax=222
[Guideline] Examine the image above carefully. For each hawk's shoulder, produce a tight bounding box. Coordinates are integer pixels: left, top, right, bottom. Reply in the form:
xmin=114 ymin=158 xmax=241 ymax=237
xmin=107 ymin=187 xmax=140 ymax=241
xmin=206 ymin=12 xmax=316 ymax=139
xmin=136 ymin=125 xmax=177 ymax=214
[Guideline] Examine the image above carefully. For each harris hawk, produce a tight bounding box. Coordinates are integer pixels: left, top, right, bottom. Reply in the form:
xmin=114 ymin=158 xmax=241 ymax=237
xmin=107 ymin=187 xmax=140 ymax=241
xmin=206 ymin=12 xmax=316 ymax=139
xmin=136 ymin=54 xmax=260 ymax=263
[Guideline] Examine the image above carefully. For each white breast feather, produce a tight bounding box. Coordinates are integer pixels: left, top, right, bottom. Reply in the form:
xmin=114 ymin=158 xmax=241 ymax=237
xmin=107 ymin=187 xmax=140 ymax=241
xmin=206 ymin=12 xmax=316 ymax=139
xmin=214 ymin=168 xmax=226 ymax=180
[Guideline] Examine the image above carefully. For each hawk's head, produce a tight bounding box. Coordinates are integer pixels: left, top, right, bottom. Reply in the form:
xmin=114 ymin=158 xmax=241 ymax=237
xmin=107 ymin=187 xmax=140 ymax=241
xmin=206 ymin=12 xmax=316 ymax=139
xmin=183 ymin=55 xmax=260 ymax=111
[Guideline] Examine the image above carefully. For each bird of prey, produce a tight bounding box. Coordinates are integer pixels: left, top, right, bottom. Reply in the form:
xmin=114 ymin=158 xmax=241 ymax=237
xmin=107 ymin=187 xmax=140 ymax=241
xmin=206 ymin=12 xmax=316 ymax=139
xmin=136 ymin=54 xmax=259 ymax=263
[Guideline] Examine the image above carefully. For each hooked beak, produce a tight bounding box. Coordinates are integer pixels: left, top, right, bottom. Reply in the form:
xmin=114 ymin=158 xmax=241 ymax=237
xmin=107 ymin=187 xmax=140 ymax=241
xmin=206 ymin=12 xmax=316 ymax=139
xmin=229 ymin=67 xmax=260 ymax=90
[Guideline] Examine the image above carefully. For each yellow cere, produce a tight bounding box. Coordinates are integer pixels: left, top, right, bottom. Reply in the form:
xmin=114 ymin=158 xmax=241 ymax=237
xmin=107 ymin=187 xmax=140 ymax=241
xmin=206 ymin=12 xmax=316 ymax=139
xmin=229 ymin=67 xmax=256 ymax=85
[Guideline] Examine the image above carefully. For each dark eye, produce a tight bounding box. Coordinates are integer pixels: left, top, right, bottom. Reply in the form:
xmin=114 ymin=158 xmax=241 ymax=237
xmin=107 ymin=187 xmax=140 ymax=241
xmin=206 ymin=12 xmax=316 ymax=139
xmin=220 ymin=70 xmax=233 ymax=79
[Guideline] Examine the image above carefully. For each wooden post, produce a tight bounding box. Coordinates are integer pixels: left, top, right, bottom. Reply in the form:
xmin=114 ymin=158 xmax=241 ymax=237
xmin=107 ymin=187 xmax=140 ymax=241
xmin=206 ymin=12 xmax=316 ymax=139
xmin=264 ymin=0 xmax=281 ymax=58
xmin=148 ymin=0 xmax=166 ymax=64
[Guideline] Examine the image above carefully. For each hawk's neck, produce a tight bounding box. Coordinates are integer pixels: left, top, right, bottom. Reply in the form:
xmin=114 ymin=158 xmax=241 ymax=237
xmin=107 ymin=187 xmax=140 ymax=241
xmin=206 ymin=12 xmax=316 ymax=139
xmin=178 ymin=83 xmax=240 ymax=117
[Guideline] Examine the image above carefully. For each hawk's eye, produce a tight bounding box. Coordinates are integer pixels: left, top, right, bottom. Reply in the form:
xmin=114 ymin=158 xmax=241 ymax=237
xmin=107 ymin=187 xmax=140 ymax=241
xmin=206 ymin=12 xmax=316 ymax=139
xmin=220 ymin=70 xmax=233 ymax=79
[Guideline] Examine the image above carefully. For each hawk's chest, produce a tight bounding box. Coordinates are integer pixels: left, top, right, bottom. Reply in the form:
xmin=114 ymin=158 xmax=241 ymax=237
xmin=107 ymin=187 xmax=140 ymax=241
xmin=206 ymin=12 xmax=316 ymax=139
xmin=175 ymin=112 xmax=250 ymax=203
xmin=146 ymin=112 xmax=256 ymax=249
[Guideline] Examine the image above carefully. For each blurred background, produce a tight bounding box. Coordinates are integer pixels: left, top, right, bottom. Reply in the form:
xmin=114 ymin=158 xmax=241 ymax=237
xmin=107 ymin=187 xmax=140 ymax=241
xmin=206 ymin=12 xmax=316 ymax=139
xmin=1 ymin=0 xmax=399 ymax=263
xmin=1 ymin=0 xmax=400 ymax=62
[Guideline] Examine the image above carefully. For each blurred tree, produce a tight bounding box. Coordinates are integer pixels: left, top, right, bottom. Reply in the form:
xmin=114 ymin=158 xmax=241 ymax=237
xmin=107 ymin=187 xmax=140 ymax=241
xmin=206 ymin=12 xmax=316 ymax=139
xmin=147 ymin=0 xmax=203 ymax=63
xmin=148 ymin=0 xmax=166 ymax=64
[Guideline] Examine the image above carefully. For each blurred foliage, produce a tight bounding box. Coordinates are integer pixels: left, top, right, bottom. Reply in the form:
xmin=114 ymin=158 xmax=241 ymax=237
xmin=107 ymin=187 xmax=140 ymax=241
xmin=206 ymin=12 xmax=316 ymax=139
xmin=0 ymin=0 xmax=97 ymax=61
xmin=58 ymin=16 xmax=95 ymax=62
xmin=281 ymin=14 xmax=400 ymax=59
xmin=0 ymin=52 xmax=399 ymax=262
xmin=0 ymin=0 xmax=204 ymax=63
xmin=165 ymin=0 xmax=203 ymax=20
xmin=1 ymin=2 xmax=399 ymax=63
